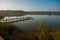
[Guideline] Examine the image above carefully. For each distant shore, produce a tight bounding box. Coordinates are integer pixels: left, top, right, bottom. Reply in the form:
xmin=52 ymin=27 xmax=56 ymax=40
xmin=0 ymin=10 xmax=60 ymax=16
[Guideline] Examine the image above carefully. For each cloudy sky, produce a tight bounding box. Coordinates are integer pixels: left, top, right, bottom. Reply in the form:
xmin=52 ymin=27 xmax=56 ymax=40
xmin=0 ymin=0 xmax=60 ymax=11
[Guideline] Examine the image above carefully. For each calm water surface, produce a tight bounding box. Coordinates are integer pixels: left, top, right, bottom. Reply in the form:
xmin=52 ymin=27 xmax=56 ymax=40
xmin=14 ymin=15 xmax=60 ymax=31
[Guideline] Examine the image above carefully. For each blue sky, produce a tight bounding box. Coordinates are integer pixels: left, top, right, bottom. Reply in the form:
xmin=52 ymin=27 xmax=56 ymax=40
xmin=0 ymin=0 xmax=60 ymax=11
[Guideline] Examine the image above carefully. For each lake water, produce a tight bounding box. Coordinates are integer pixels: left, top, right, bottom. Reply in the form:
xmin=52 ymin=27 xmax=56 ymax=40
xmin=14 ymin=15 xmax=60 ymax=31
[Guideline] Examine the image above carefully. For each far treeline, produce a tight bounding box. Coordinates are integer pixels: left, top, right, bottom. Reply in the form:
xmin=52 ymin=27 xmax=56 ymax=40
xmin=0 ymin=10 xmax=60 ymax=16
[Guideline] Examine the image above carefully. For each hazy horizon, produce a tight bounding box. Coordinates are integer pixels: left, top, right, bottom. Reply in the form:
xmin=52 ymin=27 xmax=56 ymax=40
xmin=0 ymin=0 xmax=60 ymax=11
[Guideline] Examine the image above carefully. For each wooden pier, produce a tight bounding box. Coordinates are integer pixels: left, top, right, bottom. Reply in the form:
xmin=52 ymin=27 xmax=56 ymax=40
xmin=0 ymin=16 xmax=33 ymax=23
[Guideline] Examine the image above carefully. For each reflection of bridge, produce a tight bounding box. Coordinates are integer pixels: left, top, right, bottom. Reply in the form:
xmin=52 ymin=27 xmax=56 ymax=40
xmin=0 ymin=16 xmax=32 ymax=23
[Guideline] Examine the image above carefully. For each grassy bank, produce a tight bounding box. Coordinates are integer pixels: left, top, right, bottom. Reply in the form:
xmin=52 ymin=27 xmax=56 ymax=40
xmin=0 ymin=22 xmax=60 ymax=40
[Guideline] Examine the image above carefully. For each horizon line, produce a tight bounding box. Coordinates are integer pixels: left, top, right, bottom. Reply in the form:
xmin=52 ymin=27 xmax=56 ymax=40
xmin=0 ymin=10 xmax=60 ymax=12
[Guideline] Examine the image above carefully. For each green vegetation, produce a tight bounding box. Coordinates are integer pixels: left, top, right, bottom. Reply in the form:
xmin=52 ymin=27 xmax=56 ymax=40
xmin=0 ymin=16 xmax=4 ymax=19
xmin=0 ymin=22 xmax=22 ymax=40
xmin=0 ymin=10 xmax=60 ymax=16
xmin=0 ymin=22 xmax=60 ymax=40
xmin=0 ymin=10 xmax=27 ymax=16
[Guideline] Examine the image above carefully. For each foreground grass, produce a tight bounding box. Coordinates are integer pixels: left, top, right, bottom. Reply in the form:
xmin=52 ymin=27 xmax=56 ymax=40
xmin=0 ymin=22 xmax=60 ymax=40
xmin=0 ymin=22 xmax=22 ymax=40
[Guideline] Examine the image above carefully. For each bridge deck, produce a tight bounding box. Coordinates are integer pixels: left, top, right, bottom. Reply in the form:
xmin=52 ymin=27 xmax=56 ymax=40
xmin=0 ymin=16 xmax=32 ymax=23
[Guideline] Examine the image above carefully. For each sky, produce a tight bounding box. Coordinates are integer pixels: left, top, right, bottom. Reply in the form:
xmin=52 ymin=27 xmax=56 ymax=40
xmin=0 ymin=0 xmax=60 ymax=11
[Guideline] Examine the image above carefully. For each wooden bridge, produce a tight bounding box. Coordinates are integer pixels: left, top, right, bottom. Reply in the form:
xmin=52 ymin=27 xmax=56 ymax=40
xmin=0 ymin=16 xmax=33 ymax=23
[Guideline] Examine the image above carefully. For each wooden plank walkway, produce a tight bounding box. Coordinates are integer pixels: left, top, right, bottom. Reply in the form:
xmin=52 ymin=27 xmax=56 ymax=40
xmin=0 ymin=16 xmax=33 ymax=23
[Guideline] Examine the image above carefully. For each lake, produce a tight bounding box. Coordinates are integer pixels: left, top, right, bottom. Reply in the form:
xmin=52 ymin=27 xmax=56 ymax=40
xmin=14 ymin=15 xmax=60 ymax=31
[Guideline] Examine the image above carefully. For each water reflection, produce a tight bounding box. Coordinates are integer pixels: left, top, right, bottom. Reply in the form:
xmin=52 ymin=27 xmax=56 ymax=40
xmin=14 ymin=15 xmax=60 ymax=31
